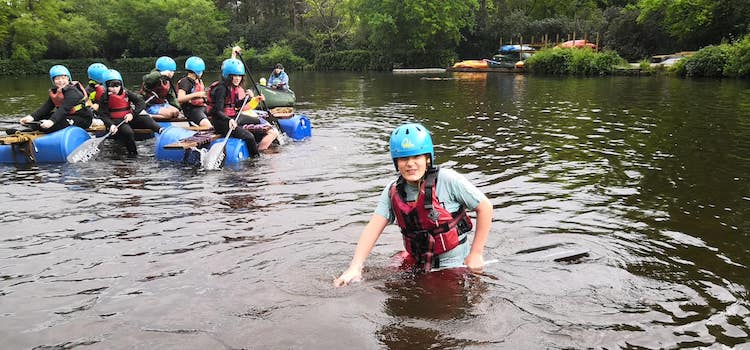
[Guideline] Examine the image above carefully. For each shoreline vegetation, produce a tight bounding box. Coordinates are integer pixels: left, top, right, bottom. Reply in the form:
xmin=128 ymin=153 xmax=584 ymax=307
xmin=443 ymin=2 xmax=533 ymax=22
xmin=2 ymin=1 xmax=749 ymax=79
xmin=3 ymin=38 xmax=748 ymax=79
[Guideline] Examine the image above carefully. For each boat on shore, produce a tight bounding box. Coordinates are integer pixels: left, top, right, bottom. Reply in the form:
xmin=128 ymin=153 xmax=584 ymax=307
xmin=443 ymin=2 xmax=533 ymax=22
xmin=448 ymin=44 xmax=535 ymax=72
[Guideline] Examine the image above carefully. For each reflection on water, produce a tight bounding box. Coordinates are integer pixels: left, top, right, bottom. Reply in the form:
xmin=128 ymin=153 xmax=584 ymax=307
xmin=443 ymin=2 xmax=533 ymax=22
xmin=1 ymin=72 xmax=750 ymax=349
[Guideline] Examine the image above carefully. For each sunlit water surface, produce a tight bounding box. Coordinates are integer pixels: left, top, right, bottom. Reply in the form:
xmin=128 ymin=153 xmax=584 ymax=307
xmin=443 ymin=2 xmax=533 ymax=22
xmin=1 ymin=72 xmax=749 ymax=349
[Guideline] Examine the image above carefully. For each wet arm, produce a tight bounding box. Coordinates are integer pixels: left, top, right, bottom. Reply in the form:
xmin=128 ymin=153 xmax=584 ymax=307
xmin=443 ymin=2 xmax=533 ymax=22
xmin=334 ymin=214 xmax=389 ymax=287
xmin=465 ymin=197 xmax=493 ymax=270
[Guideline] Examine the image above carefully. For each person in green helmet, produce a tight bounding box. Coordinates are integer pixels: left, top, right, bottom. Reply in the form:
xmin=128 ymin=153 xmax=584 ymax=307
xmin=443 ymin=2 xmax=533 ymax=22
xmin=334 ymin=123 xmax=493 ymax=287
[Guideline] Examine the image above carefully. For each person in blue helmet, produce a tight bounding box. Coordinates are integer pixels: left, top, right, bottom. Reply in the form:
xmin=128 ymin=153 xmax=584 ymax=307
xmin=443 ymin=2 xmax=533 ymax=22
xmin=177 ymin=56 xmax=211 ymax=128
xmin=85 ymin=62 xmax=107 ymax=111
xmin=334 ymin=123 xmax=493 ymax=287
xmin=98 ymin=69 xmax=163 ymax=155
xmin=206 ymin=46 xmax=278 ymax=155
xmin=18 ymin=65 xmax=96 ymax=133
xmin=140 ymin=56 xmax=180 ymax=119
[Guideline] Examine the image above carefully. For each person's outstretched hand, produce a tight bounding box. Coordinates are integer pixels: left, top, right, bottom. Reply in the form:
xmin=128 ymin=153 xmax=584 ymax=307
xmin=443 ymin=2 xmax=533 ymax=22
xmin=333 ymin=266 xmax=362 ymax=287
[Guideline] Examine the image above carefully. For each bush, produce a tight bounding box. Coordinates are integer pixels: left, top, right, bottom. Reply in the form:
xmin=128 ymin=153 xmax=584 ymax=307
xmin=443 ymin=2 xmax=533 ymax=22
xmin=257 ymin=42 xmax=306 ymax=71
xmin=724 ymin=35 xmax=750 ymax=78
xmin=680 ymin=45 xmax=730 ymax=77
xmin=525 ymin=48 xmax=625 ymax=75
xmin=313 ymin=50 xmax=373 ymax=71
xmin=525 ymin=48 xmax=571 ymax=75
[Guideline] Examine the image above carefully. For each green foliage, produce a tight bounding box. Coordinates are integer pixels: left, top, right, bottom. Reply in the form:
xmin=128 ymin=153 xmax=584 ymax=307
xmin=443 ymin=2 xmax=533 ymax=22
xmin=313 ymin=50 xmax=374 ymax=71
xmin=525 ymin=49 xmax=572 ymax=75
xmin=724 ymin=35 xmax=750 ymax=78
xmin=525 ymin=48 xmax=626 ymax=75
xmin=166 ymin=0 xmax=229 ymax=57
xmin=680 ymin=45 xmax=730 ymax=77
xmin=350 ymin=0 xmax=478 ymax=60
xmin=9 ymin=14 xmax=47 ymax=60
xmin=258 ymin=42 xmax=307 ymax=71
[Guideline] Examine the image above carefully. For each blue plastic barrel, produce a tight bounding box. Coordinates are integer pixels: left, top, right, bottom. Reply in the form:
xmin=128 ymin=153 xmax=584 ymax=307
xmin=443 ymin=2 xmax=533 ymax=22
xmin=154 ymin=126 xmax=198 ymax=162
xmin=0 ymin=127 xmax=90 ymax=164
xmin=209 ymin=137 xmax=249 ymax=165
xmin=277 ymin=114 xmax=312 ymax=141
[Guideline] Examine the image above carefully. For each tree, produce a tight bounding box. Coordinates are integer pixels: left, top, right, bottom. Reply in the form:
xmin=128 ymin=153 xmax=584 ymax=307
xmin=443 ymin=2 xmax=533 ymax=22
xmin=166 ymin=0 xmax=229 ymax=57
xmin=349 ymin=0 xmax=478 ymax=65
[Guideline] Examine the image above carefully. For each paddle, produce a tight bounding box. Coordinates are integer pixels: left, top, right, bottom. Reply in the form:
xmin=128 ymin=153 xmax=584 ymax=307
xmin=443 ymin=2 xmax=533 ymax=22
xmin=429 ymin=245 xmax=590 ymax=272
xmin=236 ymin=52 xmax=288 ymax=145
xmin=67 ymin=93 xmax=158 ymax=163
xmin=66 ymin=119 xmax=127 ymax=163
xmin=201 ymin=95 xmax=250 ymax=170
xmin=1 ymin=120 xmax=39 ymax=132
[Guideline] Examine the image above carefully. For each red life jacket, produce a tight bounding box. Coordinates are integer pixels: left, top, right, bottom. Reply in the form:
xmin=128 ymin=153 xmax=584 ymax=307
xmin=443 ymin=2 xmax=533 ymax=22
xmin=206 ymin=81 xmax=245 ymax=117
xmin=141 ymin=77 xmax=171 ymax=104
xmin=49 ymin=81 xmax=88 ymax=115
xmin=106 ymin=91 xmax=131 ymax=119
xmin=178 ymin=76 xmax=206 ymax=107
xmin=389 ymin=168 xmax=473 ymax=271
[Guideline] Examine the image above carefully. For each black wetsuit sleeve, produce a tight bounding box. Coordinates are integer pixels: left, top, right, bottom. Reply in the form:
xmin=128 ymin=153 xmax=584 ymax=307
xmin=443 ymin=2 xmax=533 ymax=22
xmin=127 ymin=90 xmax=146 ymax=116
xmin=98 ymin=94 xmax=113 ymax=129
xmin=30 ymin=98 xmax=55 ymax=120
xmin=209 ymin=84 xmax=229 ymax=122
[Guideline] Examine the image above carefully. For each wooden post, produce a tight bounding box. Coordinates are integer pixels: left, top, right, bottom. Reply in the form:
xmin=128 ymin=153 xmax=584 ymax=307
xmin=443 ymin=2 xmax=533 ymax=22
xmin=596 ymin=32 xmax=600 ymax=52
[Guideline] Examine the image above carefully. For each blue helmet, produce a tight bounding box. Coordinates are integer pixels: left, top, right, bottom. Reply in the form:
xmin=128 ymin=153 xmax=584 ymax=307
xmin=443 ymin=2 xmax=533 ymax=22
xmin=389 ymin=123 xmax=434 ymax=170
xmin=155 ymin=56 xmax=176 ymax=72
xmin=102 ymin=69 xmax=123 ymax=84
xmin=185 ymin=56 xmax=205 ymax=76
xmin=87 ymin=63 xmax=108 ymax=83
xmin=49 ymin=65 xmax=71 ymax=81
xmin=221 ymin=59 xmax=244 ymax=78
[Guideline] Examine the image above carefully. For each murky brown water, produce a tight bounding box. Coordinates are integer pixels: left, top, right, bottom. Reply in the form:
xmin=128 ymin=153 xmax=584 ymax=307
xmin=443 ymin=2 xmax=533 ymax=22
xmin=1 ymin=71 xmax=749 ymax=349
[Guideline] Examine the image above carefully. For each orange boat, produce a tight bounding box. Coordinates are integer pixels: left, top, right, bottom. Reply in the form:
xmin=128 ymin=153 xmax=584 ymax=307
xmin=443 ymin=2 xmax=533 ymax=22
xmin=452 ymin=60 xmax=488 ymax=69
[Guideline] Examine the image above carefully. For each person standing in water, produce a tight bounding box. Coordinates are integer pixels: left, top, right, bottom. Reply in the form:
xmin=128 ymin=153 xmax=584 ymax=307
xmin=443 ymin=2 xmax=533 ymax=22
xmin=334 ymin=123 xmax=493 ymax=287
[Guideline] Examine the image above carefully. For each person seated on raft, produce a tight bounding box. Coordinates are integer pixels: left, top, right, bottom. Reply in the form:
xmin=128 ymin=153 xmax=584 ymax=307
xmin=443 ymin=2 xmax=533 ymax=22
xmin=207 ymin=47 xmax=277 ymax=155
xmin=140 ymin=56 xmax=180 ymax=119
xmin=85 ymin=62 xmax=108 ymax=112
xmin=177 ymin=56 xmax=211 ymax=129
xmin=267 ymin=63 xmax=289 ymax=91
xmin=98 ymin=69 xmax=163 ymax=156
xmin=19 ymin=65 xmax=96 ymax=133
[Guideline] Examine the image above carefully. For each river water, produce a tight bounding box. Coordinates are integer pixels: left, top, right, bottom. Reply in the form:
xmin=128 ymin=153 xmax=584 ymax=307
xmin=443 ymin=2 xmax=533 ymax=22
xmin=1 ymin=71 xmax=749 ymax=349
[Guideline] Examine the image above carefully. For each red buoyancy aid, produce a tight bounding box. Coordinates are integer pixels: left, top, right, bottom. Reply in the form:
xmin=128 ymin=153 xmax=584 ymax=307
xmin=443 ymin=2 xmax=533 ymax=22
xmin=206 ymin=81 xmax=245 ymax=117
xmin=389 ymin=168 xmax=473 ymax=271
xmin=106 ymin=92 xmax=131 ymax=119
xmin=142 ymin=78 xmax=170 ymax=104
xmin=178 ymin=77 xmax=206 ymax=107
xmin=49 ymin=81 xmax=88 ymax=115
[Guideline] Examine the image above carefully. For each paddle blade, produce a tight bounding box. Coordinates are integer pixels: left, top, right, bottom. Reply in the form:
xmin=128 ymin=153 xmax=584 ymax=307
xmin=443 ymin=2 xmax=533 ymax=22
xmin=202 ymin=141 xmax=227 ymax=170
xmin=247 ymin=96 xmax=260 ymax=110
xmin=66 ymin=135 xmax=104 ymax=163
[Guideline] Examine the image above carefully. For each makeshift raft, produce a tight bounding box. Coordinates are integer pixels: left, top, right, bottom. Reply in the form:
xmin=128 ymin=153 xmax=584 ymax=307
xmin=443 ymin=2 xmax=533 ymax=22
xmin=156 ymin=113 xmax=312 ymax=165
xmin=0 ymin=127 xmax=90 ymax=164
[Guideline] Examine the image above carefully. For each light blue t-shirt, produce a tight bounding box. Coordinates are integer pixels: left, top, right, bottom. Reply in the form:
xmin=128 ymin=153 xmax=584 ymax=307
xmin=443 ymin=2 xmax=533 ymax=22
xmin=374 ymin=167 xmax=487 ymax=267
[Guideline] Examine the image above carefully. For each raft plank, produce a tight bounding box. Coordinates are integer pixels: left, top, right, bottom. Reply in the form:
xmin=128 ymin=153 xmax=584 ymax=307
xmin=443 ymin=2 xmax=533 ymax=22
xmin=163 ymin=134 xmax=220 ymax=149
xmin=0 ymin=132 xmax=46 ymax=145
